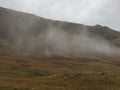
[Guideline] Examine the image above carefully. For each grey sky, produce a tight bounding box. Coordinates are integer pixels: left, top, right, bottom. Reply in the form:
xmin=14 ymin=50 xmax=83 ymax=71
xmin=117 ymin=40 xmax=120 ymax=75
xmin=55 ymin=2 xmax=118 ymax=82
xmin=0 ymin=0 xmax=120 ymax=31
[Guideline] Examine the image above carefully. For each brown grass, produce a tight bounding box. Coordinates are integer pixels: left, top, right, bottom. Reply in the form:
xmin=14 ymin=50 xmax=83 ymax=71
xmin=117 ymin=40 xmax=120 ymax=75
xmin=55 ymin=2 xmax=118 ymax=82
xmin=0 ymin=47 xmax=120 ymax=90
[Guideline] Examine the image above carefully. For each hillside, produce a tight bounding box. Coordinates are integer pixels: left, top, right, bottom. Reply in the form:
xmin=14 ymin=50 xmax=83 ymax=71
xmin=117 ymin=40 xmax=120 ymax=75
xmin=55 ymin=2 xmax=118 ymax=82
xmin=0 ymin=7 xmax=120 ymax=90
xmin=0 ymin=7 xmax=120 ymax=48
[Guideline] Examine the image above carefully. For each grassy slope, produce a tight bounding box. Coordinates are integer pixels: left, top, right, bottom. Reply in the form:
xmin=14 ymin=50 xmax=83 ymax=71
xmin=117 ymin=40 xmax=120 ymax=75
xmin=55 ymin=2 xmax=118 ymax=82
xmin=0 ymin=46 xmax=120 ymax=90
xmin=0 ymin=7 xmax=120 ymax=90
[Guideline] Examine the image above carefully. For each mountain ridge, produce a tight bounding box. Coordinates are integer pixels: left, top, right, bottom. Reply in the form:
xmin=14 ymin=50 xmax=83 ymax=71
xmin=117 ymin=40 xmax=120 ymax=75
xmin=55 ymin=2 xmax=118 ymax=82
xmin=0 ymin=6 xmax=118 ymax=31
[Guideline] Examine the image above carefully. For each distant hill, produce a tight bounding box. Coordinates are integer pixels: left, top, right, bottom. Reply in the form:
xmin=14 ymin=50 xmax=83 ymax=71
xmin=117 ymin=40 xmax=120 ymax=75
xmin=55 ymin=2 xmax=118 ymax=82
xmin=0 ymin=7 xmax=120 ymax=57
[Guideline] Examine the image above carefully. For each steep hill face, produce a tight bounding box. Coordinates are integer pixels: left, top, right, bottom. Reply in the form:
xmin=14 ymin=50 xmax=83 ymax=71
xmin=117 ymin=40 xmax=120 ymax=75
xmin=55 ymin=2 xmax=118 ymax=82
xmin=0 ymin=7 xmax=120 ymax=57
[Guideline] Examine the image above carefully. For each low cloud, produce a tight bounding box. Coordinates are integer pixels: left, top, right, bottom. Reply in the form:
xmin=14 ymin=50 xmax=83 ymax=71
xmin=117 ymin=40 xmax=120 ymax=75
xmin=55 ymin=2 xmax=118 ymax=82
xmin=11 ymin=25 xmax=120 ymax=58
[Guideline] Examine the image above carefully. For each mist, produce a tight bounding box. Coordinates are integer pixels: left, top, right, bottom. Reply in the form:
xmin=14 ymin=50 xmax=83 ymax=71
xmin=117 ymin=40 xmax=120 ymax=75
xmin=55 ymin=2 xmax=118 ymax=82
xmin=10 ymin=24 xmax=120 ymax=58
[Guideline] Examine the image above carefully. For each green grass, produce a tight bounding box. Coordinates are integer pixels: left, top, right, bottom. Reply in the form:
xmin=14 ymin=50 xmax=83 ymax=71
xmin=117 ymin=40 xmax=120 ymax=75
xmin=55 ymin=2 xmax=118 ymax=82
xmin=0 ymin=71 xmax=53 ymax=77
xmin=0 ymin=86 xmax=29 ymax=90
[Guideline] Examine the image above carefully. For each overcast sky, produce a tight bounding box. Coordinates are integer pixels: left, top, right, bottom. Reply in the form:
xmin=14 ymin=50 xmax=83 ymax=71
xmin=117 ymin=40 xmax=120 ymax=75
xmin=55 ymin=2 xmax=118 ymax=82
xmin=0 ymin=0 xmax=120 ymax=31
